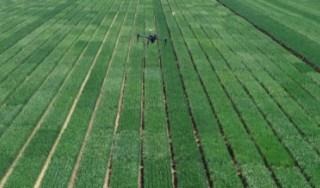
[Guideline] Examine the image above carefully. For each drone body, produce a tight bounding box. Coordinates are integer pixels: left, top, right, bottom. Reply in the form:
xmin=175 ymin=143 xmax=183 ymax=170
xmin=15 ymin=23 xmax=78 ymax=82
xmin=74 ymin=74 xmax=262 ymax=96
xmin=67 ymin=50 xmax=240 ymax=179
xmin=137 ymin=33 xmax=167 ymax=45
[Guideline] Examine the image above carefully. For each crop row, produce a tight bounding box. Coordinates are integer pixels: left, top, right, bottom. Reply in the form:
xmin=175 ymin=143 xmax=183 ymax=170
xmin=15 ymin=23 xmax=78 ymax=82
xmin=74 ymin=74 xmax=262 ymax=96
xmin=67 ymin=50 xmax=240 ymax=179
xmin=0 ymin=4 xmax=86 ymax=134
xmin=106 ymin=0 xmax=144 ymax=186
xmin=72 ymin=0 xmax=140 ymax=187
xmin=0 ymin=4 xmax=76 ymax=74
xmin=1 ymin=0 xmax=101 ymax=181
xmin=180 ymin=0 xmax=320 ymax=186
xmin=0 ymin=0 xmax=72 ymax=53
xmin=155 ymin=0 xmax=212 ymax=187
xmin=219 ymin=0 xmax=320 ymax=68
xmin=0 ymin=0 xmax=120 ymax=186
xmin=159 ymin=0 xmax=320 ymax=186
xmin=39 ymin=0 xmax=135 ymax=186
xmin=142 ymin=0 xmax=172 ymax=187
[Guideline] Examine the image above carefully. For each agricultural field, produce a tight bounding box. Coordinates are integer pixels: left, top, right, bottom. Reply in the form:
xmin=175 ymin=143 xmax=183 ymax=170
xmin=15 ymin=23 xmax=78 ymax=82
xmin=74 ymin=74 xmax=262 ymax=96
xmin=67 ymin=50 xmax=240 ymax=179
xmin=220 ymin=0 xmax=320 ymax=68
xmin=0 ymin=0 xmax=319 ymax=187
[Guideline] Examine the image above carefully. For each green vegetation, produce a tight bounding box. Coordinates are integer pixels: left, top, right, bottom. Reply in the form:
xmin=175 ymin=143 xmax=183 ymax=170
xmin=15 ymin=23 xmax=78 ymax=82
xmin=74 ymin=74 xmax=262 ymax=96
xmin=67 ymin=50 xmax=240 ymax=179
xmin=0 ymin=0 xmax=319 ymax=187
xmin=219 ymin=0 xmax=320 ymax=67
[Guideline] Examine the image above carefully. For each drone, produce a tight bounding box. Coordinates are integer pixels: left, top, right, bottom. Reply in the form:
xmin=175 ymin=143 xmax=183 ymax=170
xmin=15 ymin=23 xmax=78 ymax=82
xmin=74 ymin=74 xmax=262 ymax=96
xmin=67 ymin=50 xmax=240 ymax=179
xmin=137 ymin=33 xmax=168 ymax=45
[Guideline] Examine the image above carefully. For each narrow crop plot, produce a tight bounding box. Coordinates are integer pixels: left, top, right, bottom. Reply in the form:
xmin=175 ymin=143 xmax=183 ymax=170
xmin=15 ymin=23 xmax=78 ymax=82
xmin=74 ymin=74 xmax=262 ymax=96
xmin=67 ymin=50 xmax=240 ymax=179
xmin=0 ymin=0 xmax=319 ymax=187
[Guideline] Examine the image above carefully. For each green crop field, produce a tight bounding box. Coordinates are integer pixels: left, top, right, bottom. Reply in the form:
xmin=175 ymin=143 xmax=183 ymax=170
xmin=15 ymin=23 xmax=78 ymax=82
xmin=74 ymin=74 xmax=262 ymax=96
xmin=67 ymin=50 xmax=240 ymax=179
xmin=0 ymin=0 xmax=319 ymax=187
